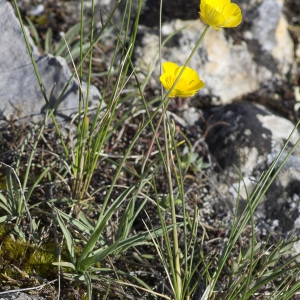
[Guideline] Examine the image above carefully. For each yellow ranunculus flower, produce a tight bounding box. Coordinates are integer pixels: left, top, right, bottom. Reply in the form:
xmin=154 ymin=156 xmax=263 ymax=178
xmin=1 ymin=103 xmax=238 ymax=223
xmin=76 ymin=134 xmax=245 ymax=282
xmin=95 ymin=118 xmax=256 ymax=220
xmin=160 ymin=62 xmax=205 ymax=98
xmin=199 ymin=0 xmax=242 ymax=31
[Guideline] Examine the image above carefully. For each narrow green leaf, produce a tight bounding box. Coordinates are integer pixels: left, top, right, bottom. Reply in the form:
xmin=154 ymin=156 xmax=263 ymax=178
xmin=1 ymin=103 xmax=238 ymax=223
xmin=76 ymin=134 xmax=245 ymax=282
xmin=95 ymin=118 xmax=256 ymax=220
xmin=64 ymin=43 xmax=90 ymax=64
xmin=77 ymin=185 xmax=135 ymax=265
xmin=53 ymin=22 xmax=88 ymax=57
xmin=0 ymin=198 xmax=12 ymax=215
xmin=25 ymin=16 xmax=40 ymax=47
xmin=52 ymin=261 xmax=76 ymax=270
xmin=77 ymin=240 xmax=120 ymax=271
xmin=115 ymin=223 xmax=178 ymax=254
xmin=0 ymin=193 xmax=8 ymax=206
xmin=55 ymin=211 xmax=76 ymax=265
xmin=55 ymin=208 xmax=94 ymax=235
xmin=45 ymin=28 xmax=53 ymax=54
xmin=0 ymin=215 xmax=8 ymax=222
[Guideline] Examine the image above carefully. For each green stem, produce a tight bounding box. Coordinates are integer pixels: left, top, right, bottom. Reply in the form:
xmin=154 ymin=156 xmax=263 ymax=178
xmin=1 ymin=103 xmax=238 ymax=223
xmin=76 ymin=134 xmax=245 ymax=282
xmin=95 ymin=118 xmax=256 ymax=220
xmin=162 ymin=24 xmax=210 ymax=102
xmin=163 ymin=109 xmax=182 ymax=298
xmin=161 ymin=24 xmax=210 ymax=299
xmin=184 ymin=25 xmax=209 ymax=71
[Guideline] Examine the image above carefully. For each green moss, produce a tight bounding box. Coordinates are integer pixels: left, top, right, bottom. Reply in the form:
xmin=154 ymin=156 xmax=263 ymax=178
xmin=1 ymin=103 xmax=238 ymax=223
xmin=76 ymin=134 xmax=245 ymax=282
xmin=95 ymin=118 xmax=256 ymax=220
xmin=0 ymin=224 xmax=81 ymax=280
xmin=1 ymin=232 xmax=56 ymax=278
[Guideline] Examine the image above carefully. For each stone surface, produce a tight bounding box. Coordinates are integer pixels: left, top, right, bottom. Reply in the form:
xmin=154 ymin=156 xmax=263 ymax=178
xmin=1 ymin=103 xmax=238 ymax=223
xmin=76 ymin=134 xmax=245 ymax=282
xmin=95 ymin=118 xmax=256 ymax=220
xmin=0 ymin=0 xmax=101 ymax=123
xmin=134 ymin=0 xmax=295 ymax=105
xmin=197 ymin=101 xmax=300 ymax=235
xmin=0 ymin=292 xmax=46 ymax=300
xmin=201 ymin=102 xmax=300 ymax=175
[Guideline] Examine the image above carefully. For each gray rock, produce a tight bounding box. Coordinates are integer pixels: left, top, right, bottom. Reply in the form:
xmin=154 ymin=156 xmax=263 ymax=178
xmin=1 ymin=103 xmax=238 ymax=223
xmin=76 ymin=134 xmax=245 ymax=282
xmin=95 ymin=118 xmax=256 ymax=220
xmin=0 ymin=292 xmax=45 ymax=300
xmin=251 ymin=0 xmax=282 ymax=52
xmin=199 ymin=102 xmax=300 ymax=235
xmin=0 ymin=0 xmax=101 ymax=123
xmin=202 ymin=102 xmax=300 ymax=175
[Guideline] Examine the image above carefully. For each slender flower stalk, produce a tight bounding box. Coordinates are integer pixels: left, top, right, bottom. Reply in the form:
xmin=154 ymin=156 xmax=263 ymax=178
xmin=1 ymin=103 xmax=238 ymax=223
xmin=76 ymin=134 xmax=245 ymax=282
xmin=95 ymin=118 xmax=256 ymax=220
xmin=158 ymin=23 xmax=210 ymax=300
xmin=158 ymin=2 xmax=242 ymax=298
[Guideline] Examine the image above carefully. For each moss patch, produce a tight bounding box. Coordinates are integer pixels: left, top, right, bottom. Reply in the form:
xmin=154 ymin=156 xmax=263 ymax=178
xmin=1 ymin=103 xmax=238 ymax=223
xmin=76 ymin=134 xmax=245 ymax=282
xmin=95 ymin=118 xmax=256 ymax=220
xmin=0 ymin=224 xmax=71 ymax=281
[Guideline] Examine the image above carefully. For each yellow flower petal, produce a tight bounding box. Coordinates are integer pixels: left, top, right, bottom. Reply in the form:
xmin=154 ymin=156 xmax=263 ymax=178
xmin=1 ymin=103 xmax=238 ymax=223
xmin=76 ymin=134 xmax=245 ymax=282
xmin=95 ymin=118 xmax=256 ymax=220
xmin=162 ymin=62 xmax=178 ymax=74
xmin=159 ymin=62 xmax=205 ymax=98
xmin=222 ymin=3 xmax=242 ymax=28
xmin=199 ymin=0 xmax=242 ymax=30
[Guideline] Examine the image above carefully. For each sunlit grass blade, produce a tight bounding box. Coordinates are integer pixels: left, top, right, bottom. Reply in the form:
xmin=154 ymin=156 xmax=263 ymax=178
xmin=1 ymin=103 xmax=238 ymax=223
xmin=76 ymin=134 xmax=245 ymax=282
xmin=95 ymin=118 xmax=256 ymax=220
xmin=77 ymin=241 xmax=121 ymax=271
xmin=207 ymin=121 xmax=300 ymax=298
xmin=77 ymin=185 xmax=136 ymax=266
xmin=54 ymin=208 xmax=95 ymax=237
xmin=44 ymin=27 xmax=52 ymax=54
xmin=25 ymin=16 xmax=40 ymax=47
xmin=55 ymin=211 xmax=76 ymax=265
xmin=53 ymin=22 xmax=88 ymax=57
xmin=0 ymin=192 xmax=12 ymax=216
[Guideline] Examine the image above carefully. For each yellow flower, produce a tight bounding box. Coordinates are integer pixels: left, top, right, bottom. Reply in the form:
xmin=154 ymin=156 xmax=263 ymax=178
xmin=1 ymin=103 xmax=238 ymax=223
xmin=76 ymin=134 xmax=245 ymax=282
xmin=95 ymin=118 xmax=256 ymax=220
xmin=199 ymin=0 xmax=242 ymax=30
xmin=159 ymin=62 xmax=205 ymax=98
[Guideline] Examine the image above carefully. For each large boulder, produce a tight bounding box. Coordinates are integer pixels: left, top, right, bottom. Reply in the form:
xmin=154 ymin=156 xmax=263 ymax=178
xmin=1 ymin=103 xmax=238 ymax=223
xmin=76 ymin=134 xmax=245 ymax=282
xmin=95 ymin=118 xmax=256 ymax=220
xmin=0 ymin=0 xmax=100 ymax=123
xmin=196 ymin=102 xmax=300 ymax=235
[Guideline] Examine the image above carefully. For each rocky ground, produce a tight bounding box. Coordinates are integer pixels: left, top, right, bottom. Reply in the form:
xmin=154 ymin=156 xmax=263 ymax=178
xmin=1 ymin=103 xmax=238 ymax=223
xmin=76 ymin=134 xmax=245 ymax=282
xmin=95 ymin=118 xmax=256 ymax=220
xmin=1 ymin=0 xmax=300 ymax=298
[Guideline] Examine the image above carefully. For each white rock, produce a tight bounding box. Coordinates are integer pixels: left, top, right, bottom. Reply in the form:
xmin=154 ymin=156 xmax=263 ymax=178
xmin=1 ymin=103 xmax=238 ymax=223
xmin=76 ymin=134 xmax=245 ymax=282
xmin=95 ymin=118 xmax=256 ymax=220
xmin=0 ymin=0 xmax=101 ymax=123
